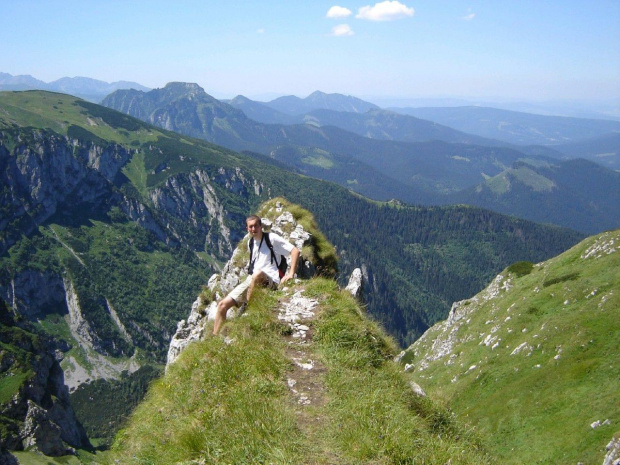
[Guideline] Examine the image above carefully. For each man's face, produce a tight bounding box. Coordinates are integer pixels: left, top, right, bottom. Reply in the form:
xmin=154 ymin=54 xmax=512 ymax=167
xmin=246 ymin=219 xmax=262 ymax=238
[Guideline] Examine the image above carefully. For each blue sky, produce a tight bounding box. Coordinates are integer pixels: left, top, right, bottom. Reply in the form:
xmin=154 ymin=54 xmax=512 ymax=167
xmin=2 ymin=0 xmax=619 ymax=104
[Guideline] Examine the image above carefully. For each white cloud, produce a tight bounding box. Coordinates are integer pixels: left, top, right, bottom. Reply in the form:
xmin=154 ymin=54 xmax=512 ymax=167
xmin=327 ymin=6 xmax=352 ymax=18
xmin=356 ymin=1 xmax=414 ymax=21
xmin=257 ymin=28 xmax=266 ymax=34
xmin=331 ymin=24 xmax=354 ymax=36
xmin=462 ymin=11 xmax=475 ymax=21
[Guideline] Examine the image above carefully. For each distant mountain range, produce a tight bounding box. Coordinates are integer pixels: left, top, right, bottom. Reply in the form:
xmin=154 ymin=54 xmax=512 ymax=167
xmin=264 ymin=90 xmax=380 ymax=115
xmin=226 ymin=94 xmax=620 ymax=169
xmin=449 ymin=158 xmax=620 ymax=234
xmin=390 ymin=105 xmax=620 ymax=146
xmin=102 ymin=82 xmax=620 ymax=234
xmin=553 ymin=132 xmax=620 ymax=170
xmin=0 ymin=72 xmax=150 ymax=102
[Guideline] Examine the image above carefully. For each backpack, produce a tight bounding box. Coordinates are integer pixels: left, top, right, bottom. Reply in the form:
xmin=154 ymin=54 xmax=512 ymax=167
xmin=248 ymin=233 xmax=288 ymax=278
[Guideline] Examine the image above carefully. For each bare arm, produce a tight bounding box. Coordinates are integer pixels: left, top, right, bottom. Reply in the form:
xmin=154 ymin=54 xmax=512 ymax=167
xmin=281 ymin=246 xmax=300 ymax=284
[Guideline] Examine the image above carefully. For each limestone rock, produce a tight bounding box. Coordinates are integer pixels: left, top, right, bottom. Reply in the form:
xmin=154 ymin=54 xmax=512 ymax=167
xmin=166 ymin=202 xmax=317 ymax=367
xmin=604 ymin=436 xmax=620 ymax=465
xmin=21 ymin=401 xmax=68 ymax=456
xmin=345 ymin=268 xmax=363 ymax=298
xmin=409 ymin=381 xmax=427 ymax=397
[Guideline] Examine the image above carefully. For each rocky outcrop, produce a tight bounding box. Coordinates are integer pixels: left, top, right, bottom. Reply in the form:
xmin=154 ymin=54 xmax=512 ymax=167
xmin=0 ymin=129 xmax=131 ymax=254
xmin=1 ymin=269 xmax=141 ymax=391
xmin=408 ymin=273 xmax=510 ymax=372
xmin=2 ymin=271 xmax=66 ymax=321
xmin=345 ymin=268 xmax=363 ymax=299
xmin=120 ymin=196 xmax=172 ymax=245
xmin=146 ymin=167 xmax=264 ymax=255
xmin=167 ymin=202 xmax=318 ymax=366
xmin=604 ymin=435 xmax=620 ymax=465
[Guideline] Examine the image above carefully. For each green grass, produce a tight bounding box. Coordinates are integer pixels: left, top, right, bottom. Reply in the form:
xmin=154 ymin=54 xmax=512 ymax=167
xmin=0 ymin=371 xmax=30 ymax=404
xmin=104 ymin=287 xmax=305 ymax=464
xmin=0 ymin=91 xmax=158 ymax=146
xmin=309 ymin=279 xmax=491 ymax=464
xmin=486 ymin=173 xmax=510 ymax=194
xmin=12 ymin=448 xmax=100 ymax=464
xmin=511 ymin=165 xmax=555 ymax=192
xmin=301 ymin=153 xmax=335 ymax=169
xmin=121 ymin=151 xmax=148 ymax=199
xmin=407 ymin=230 xmax=620 ymax=464
xmin=102 ymin=278 xmax=494 ymax=464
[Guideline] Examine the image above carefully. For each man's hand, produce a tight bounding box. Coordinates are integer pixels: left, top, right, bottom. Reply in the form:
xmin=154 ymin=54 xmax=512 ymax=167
xmin=282 ymin=247 xmax=300 ymax=285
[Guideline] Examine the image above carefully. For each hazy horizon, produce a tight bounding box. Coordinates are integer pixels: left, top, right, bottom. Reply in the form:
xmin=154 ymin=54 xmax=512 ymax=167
xmin=2 ymin=1 xmax=618 ymax=106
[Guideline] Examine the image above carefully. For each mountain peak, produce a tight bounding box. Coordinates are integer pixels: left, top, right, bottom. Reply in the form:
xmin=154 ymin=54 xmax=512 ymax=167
xmin=161 ymin=81 xmax=208 ymax=98
xmin=265 ymin=90 xmax=379 ymax=115
xmin=307 ymin=90 xmax=327 ymax=98
xmin=164 ymin=81 xmax=204 ymax=92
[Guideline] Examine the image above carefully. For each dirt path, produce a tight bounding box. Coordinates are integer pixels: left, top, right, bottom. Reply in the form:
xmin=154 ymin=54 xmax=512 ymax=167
xmin=277 ymin=287 xmax=330 ymax=438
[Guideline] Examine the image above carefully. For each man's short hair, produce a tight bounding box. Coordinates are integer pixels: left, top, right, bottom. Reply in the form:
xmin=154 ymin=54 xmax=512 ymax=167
xmin=246 ymin=214 xmax=262 ymax=225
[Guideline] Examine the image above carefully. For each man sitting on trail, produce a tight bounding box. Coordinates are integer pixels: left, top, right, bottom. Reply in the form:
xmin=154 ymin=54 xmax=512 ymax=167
xmin=212 ymin=214 xmax=300 ymax=335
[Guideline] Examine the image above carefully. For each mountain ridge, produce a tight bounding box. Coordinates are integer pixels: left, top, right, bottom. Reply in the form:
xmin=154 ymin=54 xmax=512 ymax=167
xmin=449 ymin=157 xmax=620 ymax=235
xmin=391 ymin=105 xmax=620 ymax=146
xmin=403 ymin=229 xmax=620 ymax=464
xmin=103 ymin=83 xmax=619 ymax=234
xmin=264 ymin=90 xmax=380 ymax=115
xmin=0 ymin=72 xmax=150 ymax=102
xmin=103 ymin=201 xmax=493 ymax=464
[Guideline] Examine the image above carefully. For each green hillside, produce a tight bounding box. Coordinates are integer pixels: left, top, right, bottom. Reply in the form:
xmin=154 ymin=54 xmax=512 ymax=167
xmin=103 ymin=277 xmax=494 ymax=465
xmin=404 ymin=230 xmax=620 ymax=464
xmin=102 ymin=83 xmax=620 ymax=234
xmin=452 ymin=158 xmax=620 ymax=235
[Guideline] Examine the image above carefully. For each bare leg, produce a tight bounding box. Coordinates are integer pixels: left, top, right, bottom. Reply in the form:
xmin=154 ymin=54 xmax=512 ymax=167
xmin=213 ymin=296 xmax=236 ymax=335
xmin=247 ymin=271 xmax=269 ymax=302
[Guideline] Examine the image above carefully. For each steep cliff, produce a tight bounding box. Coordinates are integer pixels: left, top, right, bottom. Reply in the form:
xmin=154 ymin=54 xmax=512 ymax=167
xmin=0 ymin=300 xmax=89 ymax=456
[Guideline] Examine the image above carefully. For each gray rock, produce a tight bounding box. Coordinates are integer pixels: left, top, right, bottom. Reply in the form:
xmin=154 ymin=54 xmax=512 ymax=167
xmin=345 ymin=268 xmax=363 ymax=298
xmin=166 ymin=204 xmax=317 ymax=367
xmin=603 ymin=436 xmax=620 ymax=465
xmin=409 ymin=381 xmax=427 ymax=397
xmin=21 ymin=401 xmax=68 ymax=456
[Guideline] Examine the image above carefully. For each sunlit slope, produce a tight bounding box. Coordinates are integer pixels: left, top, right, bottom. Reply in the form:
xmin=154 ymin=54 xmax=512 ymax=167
xmin=405 ymin=230 xmax=620 ymax=464
xmin=104 ymin=278 xmax=494 ymax=465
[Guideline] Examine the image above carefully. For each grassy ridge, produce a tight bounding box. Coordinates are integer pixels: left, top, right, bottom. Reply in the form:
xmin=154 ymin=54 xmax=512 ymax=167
xmin=407 ymin=230 xmax=620 ymax=463
xmin=104 ymin=278 xmax=494 ymax=464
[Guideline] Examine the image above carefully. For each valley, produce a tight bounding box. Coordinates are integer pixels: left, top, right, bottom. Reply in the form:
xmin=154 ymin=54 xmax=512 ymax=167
xmin=0 ymin=87 xmax=615 ymax=462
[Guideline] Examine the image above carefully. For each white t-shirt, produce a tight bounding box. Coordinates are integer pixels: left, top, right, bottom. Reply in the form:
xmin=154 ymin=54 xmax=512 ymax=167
xmin=249 ymin=232 xmax=295 ymax=283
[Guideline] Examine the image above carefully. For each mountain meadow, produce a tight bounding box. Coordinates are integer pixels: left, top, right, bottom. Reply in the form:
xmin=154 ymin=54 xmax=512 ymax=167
xmin=0 ymin=89 xmax=610 ymax=462
xmin=403 ymin=229 xmax=620 ymax=464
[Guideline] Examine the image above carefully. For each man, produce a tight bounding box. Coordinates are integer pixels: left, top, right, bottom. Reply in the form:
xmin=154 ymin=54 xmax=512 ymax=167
xmin=212 ymin=215 xmax=300 ymax=335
